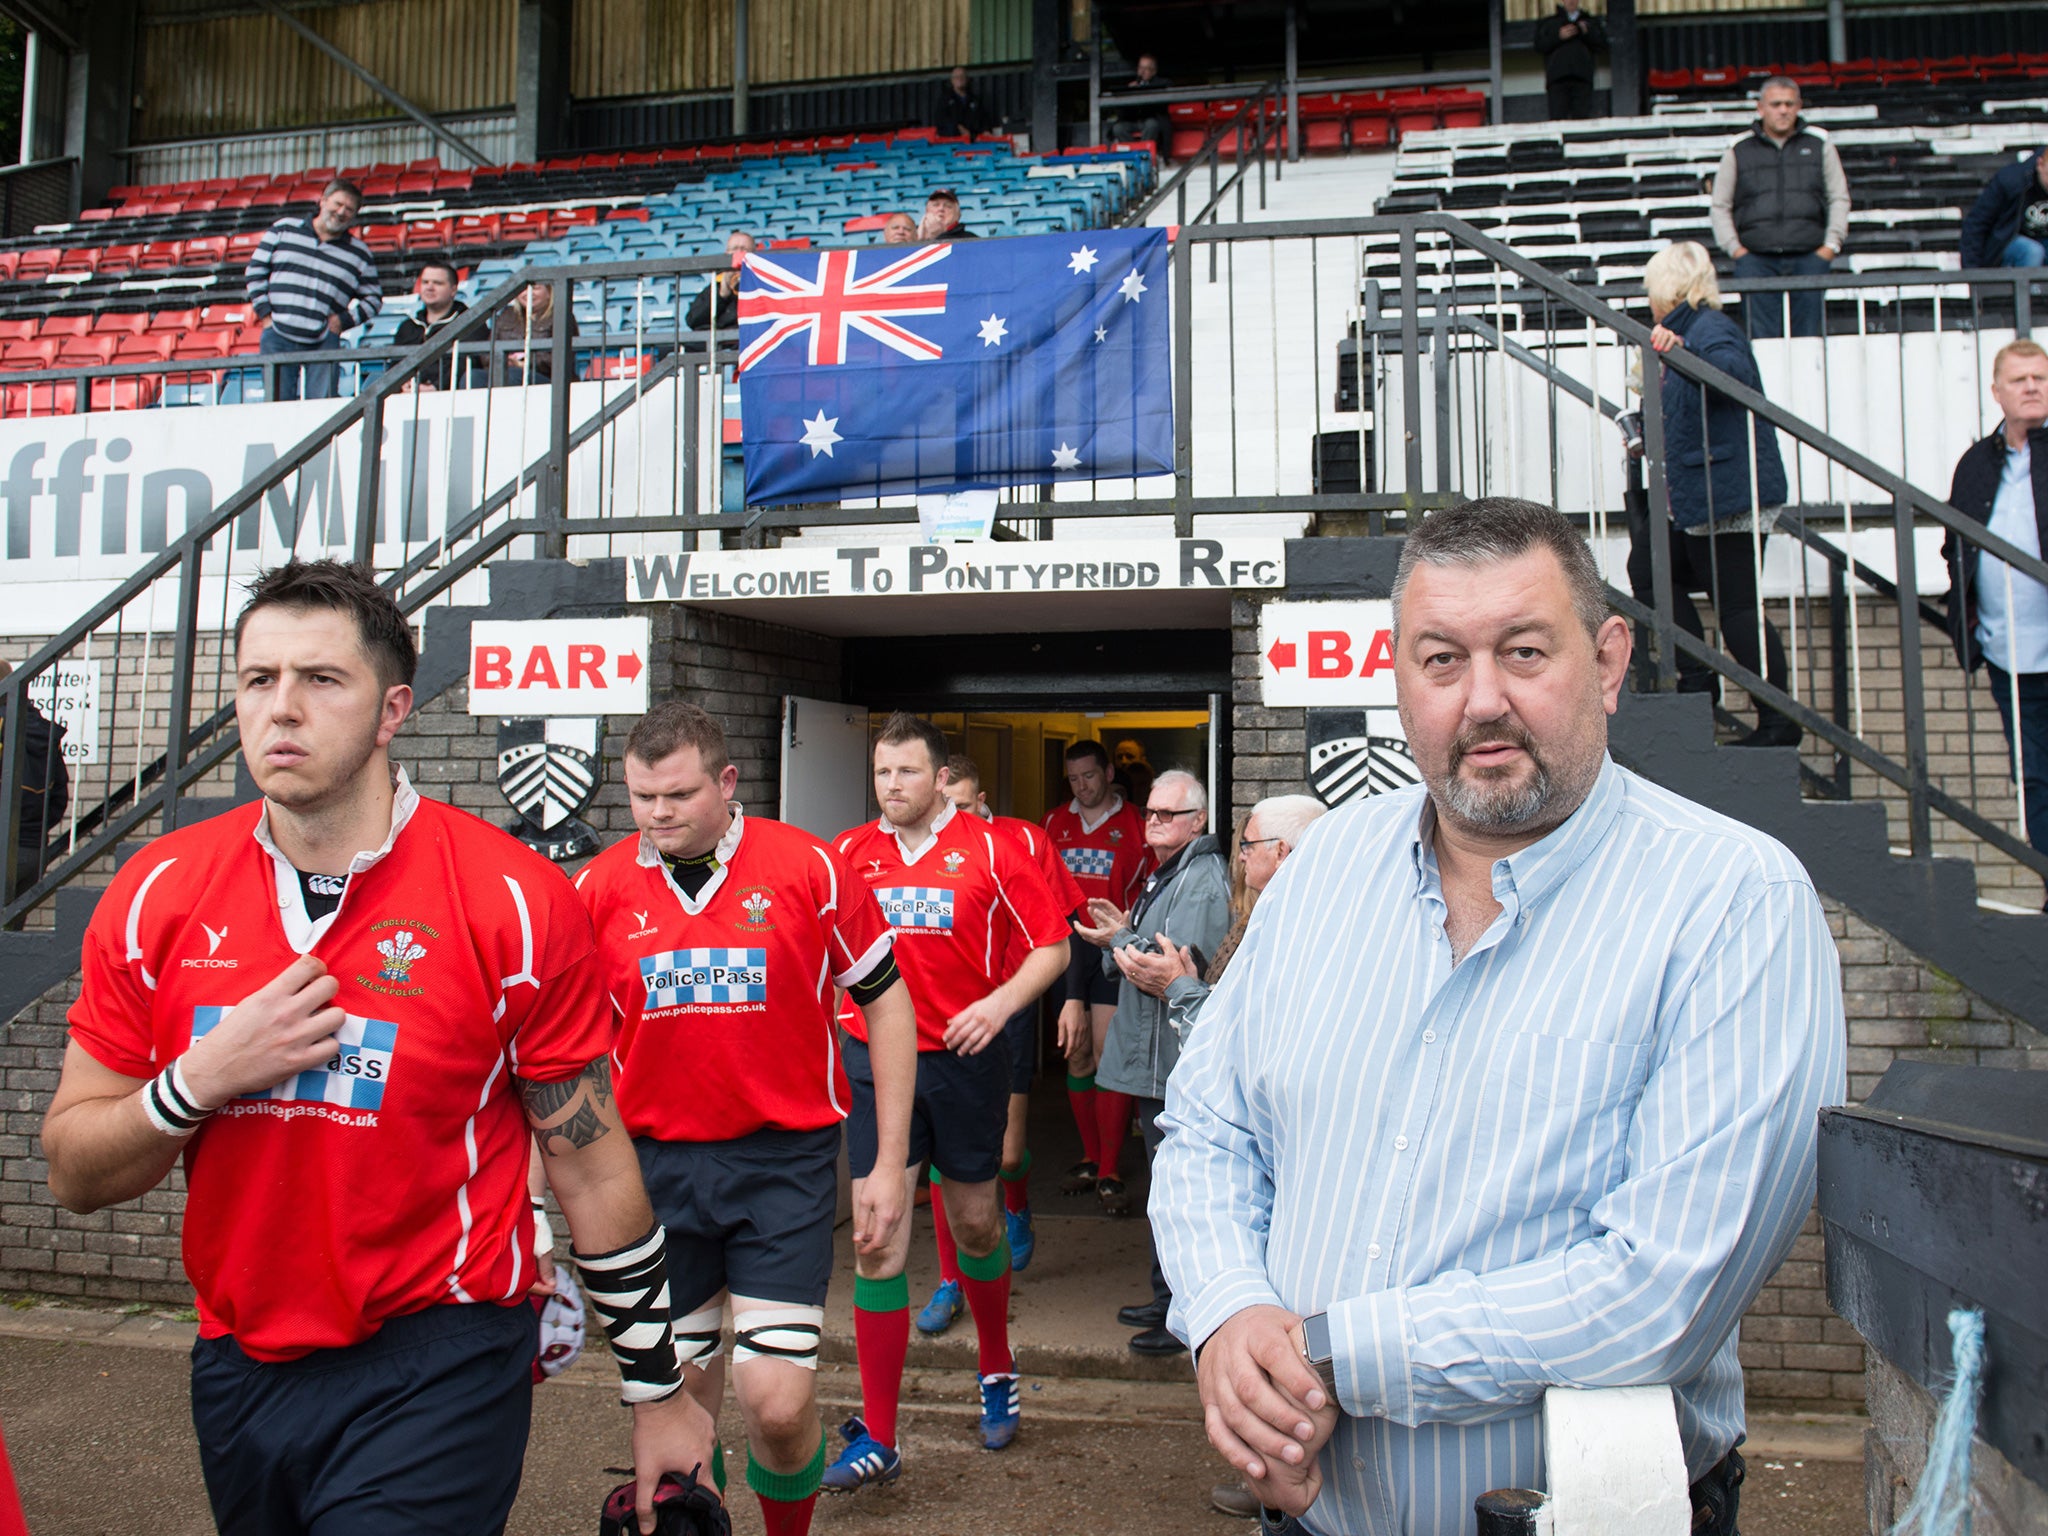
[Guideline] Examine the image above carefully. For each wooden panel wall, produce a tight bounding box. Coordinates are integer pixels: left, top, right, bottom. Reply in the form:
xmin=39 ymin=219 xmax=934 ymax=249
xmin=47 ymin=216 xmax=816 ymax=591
xmin=136 ymin=0 xmax=515 ymax=140
xmin=572 ymin=0 xmax=972 ymax=100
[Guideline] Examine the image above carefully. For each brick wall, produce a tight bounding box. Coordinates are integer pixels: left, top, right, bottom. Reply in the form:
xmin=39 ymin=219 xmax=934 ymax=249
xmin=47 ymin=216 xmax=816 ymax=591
xmin=1228 ymin=596 xmax=2048 ymax=1415
xmin=0 ymin=602 xmax=842 ymax=1304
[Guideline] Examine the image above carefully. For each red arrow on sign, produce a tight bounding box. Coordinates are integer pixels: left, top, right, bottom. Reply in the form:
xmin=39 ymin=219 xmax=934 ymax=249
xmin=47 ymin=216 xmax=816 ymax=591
xmin=616 ymin=652 xmax=643 ymax=683
xmin=1267 ymin=639 xmax=1298 ymax=671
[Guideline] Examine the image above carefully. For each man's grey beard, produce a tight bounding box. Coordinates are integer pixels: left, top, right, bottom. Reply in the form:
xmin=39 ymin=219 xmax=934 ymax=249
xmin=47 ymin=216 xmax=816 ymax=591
xmin=1436 ymin=757 xmax=1557 ymax=830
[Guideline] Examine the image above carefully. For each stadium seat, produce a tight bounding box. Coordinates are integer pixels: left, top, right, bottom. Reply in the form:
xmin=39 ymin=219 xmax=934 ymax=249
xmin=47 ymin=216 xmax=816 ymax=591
xmin=91 ymin=374 xmax=165 ymax=412
xmin=1387 ymin=91 xmax=1439 ymax=139
xmin=1296 ymin=93 xmax=1348 ymax=154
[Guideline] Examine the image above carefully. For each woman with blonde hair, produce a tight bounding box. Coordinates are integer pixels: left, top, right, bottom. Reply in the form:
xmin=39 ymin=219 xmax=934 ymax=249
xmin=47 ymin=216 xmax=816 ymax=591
xmin=1629 ymin=240 xmax=1797 ymax=746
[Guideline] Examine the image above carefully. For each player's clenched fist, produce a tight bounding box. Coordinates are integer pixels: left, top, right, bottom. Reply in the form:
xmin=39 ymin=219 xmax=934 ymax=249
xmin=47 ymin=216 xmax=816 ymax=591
xmin=181 ymin=954 xmax=346 ymax=1107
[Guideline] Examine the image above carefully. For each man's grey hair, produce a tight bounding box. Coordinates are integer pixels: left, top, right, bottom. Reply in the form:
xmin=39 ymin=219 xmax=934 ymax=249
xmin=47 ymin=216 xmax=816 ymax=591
xmin=1250 ymin=793 xmax=1326 ymax=849
xmin=1757 ymin=75 xmax=1801 ymax=101
xmin=1390 ymin=497 xmax=1610 ymax=640
xmin=1152 ymin=768 xmax=1207 ymax=816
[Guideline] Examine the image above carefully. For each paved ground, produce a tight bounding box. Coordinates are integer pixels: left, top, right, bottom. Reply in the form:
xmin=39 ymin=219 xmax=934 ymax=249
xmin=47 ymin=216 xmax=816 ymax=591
xmin=0 ymin=1095 xmax=1869 ymax=1533
xmin=0 ymin=1297 xmax=1867 ymax=1536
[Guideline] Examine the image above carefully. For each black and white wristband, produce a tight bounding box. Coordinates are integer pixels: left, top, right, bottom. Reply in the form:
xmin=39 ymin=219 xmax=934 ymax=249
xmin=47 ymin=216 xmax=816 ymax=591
xmin=140 ymin=1059 xmax=213 ymax=1139
xmin=574 ymin=1224 xmax=683 ymax=1405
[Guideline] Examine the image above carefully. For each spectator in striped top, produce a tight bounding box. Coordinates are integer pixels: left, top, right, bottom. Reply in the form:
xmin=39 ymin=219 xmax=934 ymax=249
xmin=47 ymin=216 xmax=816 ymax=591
xmin=1153 ymin=498 xmax=1846 ymax=1536
xmin=245 ymin=178 xmax=382 ymax=402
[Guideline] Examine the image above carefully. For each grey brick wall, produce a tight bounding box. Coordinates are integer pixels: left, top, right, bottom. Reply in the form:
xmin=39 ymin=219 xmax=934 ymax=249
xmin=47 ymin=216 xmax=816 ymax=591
xmin=1225 ymin=593 xmax=2048 ymax=1415
xmin=0 ymin=604 xmax=842 ymax=1306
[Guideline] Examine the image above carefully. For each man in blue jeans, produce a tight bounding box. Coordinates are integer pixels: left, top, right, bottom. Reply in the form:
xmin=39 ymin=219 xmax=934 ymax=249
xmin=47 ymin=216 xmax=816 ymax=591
xmin=1709 ymin=78 xmax=1848 ymax=338
xmin=245 ymin=179 xmax=383 ymax=401
xmin=1960 ymin=147 xmax=2048 ymax=272
xmin=1945 ymin=337 xmax=2048 ymax=906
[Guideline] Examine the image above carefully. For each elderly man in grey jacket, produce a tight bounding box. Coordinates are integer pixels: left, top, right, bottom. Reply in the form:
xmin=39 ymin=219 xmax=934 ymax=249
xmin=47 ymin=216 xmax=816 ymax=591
xmin=1079 ymin=768 xmax=1233 ymax=1356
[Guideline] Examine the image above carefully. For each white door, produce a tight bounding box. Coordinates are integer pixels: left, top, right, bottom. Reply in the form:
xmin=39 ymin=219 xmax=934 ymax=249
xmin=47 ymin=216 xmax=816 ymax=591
xmin=779 ymin=696 xmax=871 ymax=839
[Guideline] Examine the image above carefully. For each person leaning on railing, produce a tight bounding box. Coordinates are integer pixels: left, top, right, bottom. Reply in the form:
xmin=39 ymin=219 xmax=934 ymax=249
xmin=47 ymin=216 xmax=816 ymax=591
xmin=1632 ymin=240 xmax=1800 ymax=749
xmin=490 ymin=280 xmax=580 ymax=385
xmin=1943 ymin=336 xmax=2048 ymax=907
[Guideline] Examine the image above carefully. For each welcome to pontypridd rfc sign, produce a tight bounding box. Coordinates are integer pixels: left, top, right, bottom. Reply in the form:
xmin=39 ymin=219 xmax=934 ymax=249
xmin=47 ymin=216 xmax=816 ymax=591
xmin=625 ymin=539 xmax=1285 ymax=604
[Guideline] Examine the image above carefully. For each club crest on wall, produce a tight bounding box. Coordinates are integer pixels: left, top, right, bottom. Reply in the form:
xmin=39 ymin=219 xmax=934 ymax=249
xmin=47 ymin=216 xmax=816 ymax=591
xmin=1306 ymin=709 xmax=1420 ymax=807
xmin=496 ymin=716 xmax=604 ymax=861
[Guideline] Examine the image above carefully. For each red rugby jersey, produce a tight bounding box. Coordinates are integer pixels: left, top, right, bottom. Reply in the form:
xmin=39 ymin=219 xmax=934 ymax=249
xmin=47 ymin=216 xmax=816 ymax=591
xmin=1042 ymin=794 xmax=1154 ymax=909
xmin=574 ymin=809 xmax=892 ymax=1142
xmin=66 ymin=774 xmax=608 ymax=1363
xmin=980 ymin=811 xmax=1087 ymax=973
xmin=834 ymin=805 xmax=1069 ymax=1051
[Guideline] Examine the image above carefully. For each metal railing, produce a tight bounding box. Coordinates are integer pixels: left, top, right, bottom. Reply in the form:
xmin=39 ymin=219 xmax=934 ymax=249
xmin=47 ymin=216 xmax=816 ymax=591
xmin=8 ymin=214 xmax=2048 ymax=929
xmin=0 ymin=249 xmax=740 ymax=926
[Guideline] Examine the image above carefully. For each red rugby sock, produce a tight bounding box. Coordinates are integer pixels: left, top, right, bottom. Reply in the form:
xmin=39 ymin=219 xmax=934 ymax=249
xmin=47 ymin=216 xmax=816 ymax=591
xmin=1094 ymin=1090 xmax=1136 ymax=1181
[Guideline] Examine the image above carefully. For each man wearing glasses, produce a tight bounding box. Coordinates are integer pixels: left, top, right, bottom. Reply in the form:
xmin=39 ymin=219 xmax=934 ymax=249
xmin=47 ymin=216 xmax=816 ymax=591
xmin=1075 ymin=769 xmax=1232 ymax=1355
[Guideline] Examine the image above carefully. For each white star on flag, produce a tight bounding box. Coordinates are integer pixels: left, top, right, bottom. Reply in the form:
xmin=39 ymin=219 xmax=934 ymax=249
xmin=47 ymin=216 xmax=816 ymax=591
xmin=1093 ymin=325 xmax=1108 ymax=344
xmin=1068 ymin=245 xmax=1099 ymax=275
xmin=1119 ymin=269 xmax=1148 ymax=303
xmin=799 ymin=410 xmax=842 ymax=458
xmin=978 ymin=314 xmax=1009 ymax=347
xmin=1051 ymin=442 xmax=1082 ymax=470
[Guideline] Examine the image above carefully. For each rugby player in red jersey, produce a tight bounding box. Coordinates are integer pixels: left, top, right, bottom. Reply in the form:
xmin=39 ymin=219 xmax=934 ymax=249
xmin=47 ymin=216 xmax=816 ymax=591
xmin=908 ymin=753 xmax=1089 ymax=1335
xmin=823 ymin=714 xmax=1070 ymax=1489
xmin=574 ymin=701 xmax=916 ymax=1536
xmin=1042 ymin=739 xmax=1154 ymax=1213
xmin=41 ymin=560 xmax=714 ymax=1536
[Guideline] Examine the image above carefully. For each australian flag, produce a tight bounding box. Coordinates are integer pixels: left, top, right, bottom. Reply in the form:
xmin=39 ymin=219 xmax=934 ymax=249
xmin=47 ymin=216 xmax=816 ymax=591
xmin=736 ymin=226 xmax=1173 ymax=505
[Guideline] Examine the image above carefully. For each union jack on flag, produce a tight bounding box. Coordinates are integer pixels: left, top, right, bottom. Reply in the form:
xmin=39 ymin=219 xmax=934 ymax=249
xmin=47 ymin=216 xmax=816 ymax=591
xmin=736 ymin=245 xmax=952 ymax=370
xmin=735 ymin=226 xmax=1172 ymax=506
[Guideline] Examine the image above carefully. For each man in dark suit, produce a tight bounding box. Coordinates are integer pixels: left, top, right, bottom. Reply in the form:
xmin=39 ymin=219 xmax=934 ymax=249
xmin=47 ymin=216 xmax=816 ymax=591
xmin=1534 ymin=4 xmax=1606 ymax=120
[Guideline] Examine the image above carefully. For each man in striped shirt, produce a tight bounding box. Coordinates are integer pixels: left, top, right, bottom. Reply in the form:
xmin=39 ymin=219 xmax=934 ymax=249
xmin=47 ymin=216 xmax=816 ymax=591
xmin=1154 ymin=498 xmax=1846 ymax=1536
xmin=245 ymin=179 xmax=383 ymax=402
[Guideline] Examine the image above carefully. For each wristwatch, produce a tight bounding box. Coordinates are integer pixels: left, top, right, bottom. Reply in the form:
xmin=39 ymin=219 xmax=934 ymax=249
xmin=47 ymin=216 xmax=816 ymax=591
xmin=1300 ymin=1311 xmax=1339 ymax=1399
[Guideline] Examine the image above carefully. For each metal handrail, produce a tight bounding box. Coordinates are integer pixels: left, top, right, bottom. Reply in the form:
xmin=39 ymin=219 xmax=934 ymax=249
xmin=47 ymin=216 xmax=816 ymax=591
xmin=1120 ymin=84 xmax=1283 ymax=230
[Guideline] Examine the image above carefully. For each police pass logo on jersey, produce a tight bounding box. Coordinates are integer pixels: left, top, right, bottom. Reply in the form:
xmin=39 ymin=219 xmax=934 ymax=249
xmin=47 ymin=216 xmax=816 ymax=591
xmin=1305 ymin=708 xmax=1421 ymax=807
xmin=496 ymin=716 xmax=604 ymax=861
xmin=192 ymin=1006 xmax=397 ymax=1116
xmin=877 ymin=887 xmax=956 ymax=929
xmin=640 ymin=947 xmax=769 ymax=1008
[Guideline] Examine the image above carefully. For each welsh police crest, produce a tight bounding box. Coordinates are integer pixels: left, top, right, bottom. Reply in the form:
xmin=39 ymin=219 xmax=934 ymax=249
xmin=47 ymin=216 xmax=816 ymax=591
xmin=1305 ymin=709 xmax=1421 ymax=807
xmin=496 ymin=716 xmax=604 ymax=861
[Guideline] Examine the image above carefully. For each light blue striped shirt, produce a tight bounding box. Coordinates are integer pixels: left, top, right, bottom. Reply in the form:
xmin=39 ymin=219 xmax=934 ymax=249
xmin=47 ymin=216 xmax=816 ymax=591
xmin=1972 ymin=438 xmax=2048 ymax=675
xmin=1154 ymin=757 xmax=1846 ymax=1536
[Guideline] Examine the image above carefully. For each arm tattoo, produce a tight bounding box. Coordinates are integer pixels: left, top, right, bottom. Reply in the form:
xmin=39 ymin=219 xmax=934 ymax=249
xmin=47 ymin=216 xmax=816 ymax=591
xmin=520 ymin=1057 xmax=616 ymax=1157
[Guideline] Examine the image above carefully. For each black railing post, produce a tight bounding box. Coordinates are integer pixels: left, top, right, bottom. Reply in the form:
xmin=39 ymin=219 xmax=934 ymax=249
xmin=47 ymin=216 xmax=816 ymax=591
xmin=1640 ymin=340 xmax=1678 ymax=691
xmin=354 ymin=385 xmax=384 ymax=564
xmin=545 ymin=273 xmax=573 ymax=559
xmin=0 ymin=677 xmax=25 ymax=919
xmin=1173 ymin=230 xmax=1195 ymax=537
xmin=162 ymin=539 xmax=206 ymax=835
xmin=1829 ymin=557 xmax=1853 ymax=799
xmin=1891 ymin=490 xmax=1935 ymax=856
xmin=1398 ymin=226 xmax=1424 ymax=507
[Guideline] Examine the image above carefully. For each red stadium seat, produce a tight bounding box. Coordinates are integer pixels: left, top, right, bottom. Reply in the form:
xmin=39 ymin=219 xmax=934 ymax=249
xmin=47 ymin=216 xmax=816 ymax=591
xmin=237 ymin=174 xmax=272 ymax=190
xmin=1386 ymin=90 xmax=1439 ymax=139
xmin=1167 ymin=101 xmax=1210 ymax=128
xmin=583 ymin=352 xmax=653 ymax=381
xmin=0 ymin=319 xmax=35 ymax=342
xmin=0 ymin=252 xmax=17 ymax=281
xmin=2 ymin=381 xmax=80 ymax=417
xmin=454 ymin=213 xmax=503 ymax=243
xmin=56 ymin=335 xmax=117 ymax=366
xmin=1296 ymin=93 xmax=1347 ymax=154
xmin=251 ymin=187 xmax=290 ymax=207
xmin=435 ymin=169 xmax=474 ymax=192
xmin=1 ymin=339 xmax=58 ymax=368
xmin=227 ymin=232 xmax=264 ymax=259
xmin=92 ymin=310 xmax=151 ymax=335
xmin=766 ymin=237 xmax=811 ymax=249
xmin=114 ymin=332 xmax=174 ymax=361
xmin=171 ymin=330 xmax=233 ymax=360
xmin=605 ymin=207 xmax=651 ymax=221
xmin=77 ymin=206 xmax=113 ymax=223
xmin=53 ymin=248 xmax=99 ymax=276
xmin=182 ymin=236 xmax=227 ymax=266
xmin=148 ymin=307 xmax=199 ymax=333
xmin=91 ymin=375 xmax=166 ymax=412
xmin=15 ymin=247 xmax=62 ymax=280
xmin=1692 ymin=66 xmax=1743 ymax=89
xmin=39 ymin=314 xmax=91 ymax=338
xmin=203 ymin=303 xmax=257 ymax=328
xmin=396 ymin=172 xmax=436 ymax=194
xmin=1437 ymin=89 xmax=1487 ymax=129
xmin=1648 ymin=68 xmax=1694 ymax=91
xmin=357 ymin=223 xmax=403 ymax=252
